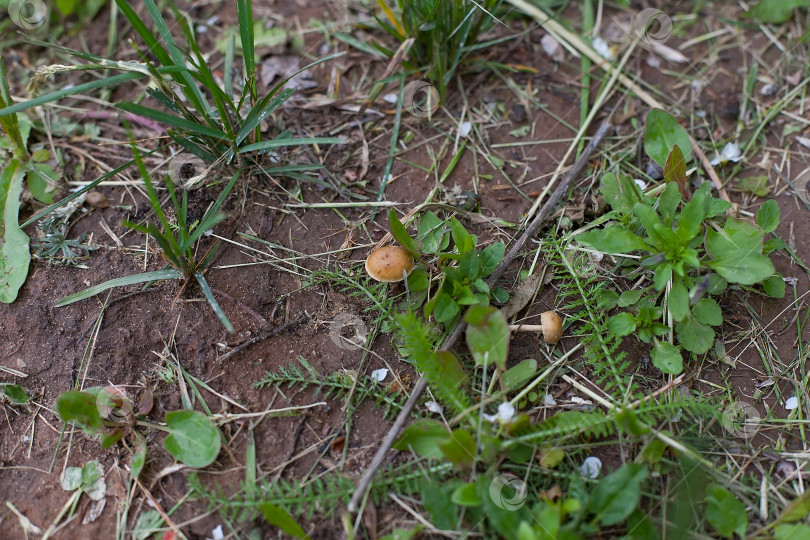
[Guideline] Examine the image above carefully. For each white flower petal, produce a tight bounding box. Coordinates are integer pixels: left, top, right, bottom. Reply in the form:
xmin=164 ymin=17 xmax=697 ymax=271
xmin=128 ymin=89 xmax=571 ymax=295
xmin=370 ymin=368 xmax=388 ymax=382
xmin=383 ymin=93 xmax=398 ymax=104
xmin=426 ymin=401 xmax=443 ymax=414
xmin=785 ymin=396 xmax=799 ymax=410
xmin=210 ymin=525 xmax=225 ymax=540
xmin=458 ymin=121 xmax=472 ymax=138
xmin=541 ymin=34 xmax=564 ymax=62
xmin=544 ymin=394 xmax=557 ymax=406
xmin=497 ymin=402 xmax=515 ymax=422
xmin=592 ymin=37 xmax=614 ymax=60
xmin=712 ymin=142 xmax=744 ymax=166
xmin=634 ymin=179 xmax=648 ymax=191
xmin=581 ymin=456 xmax=602 ymax=479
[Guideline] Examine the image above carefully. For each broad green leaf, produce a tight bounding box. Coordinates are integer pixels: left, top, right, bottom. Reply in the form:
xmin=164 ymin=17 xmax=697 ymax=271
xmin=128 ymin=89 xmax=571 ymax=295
xmin=676 ymin=316 xmax=714 ymax=354
xmin=693 ymin=298 xmax=722 ymax=326
xmin=406 ymin=268 xmax=430 ymax=291
xmin=676 ymin=184 xmax=710 ymax=242
xmin=601 ymin=172 xmax=642 ymax=215
xmin=450 ymin=217 xmax=474 ymax=253
xmin=260 ymin=503 xmax=310 ymax=539
xmin=618 ymin=289 xmax=643 ymax=307
xmin=56 ymin=391 xmax=104 ymax=433
xmin=503 ymin=359 xmax=537 ymax=391
xmin=0 ymin=160 xmax=29 ymax=303
xmin=0 ymin=383 xmax=29 ymax=404
xmin=764 ymin=274 xmax=786 ymax=298
xmin=651 ymin=341 xmax=683 ymax=374
xmin=28 ymin=163 xmax=58 ymax=204
xmin=465 ymin=306 xmax=509 ymax=370
xmin=607 ymin=312 xmax=636 ymax=337
xmin=587 ymin=463 xmax=649 ymax=525
xmin=774 ymin=524 xmax=810 ymax=540
xmin=420 ymin=480 xmax=457 ymax=530
xmin=480 ymin=242 xmax=505 ymax=276
xmin=577 ymin=226 xmax=650 ymax=254
xmin=434 ymin=293 xmax=460 ymax=323
xmin=756 ymin=199 xmax=780 ymax=233
xmin=433 ymin=350 xmax=469 ymax=390
xmin=451 ymin=482 xmax=482 ymax=506
xmin=749 ymin=0 xmax=810 ymax=24
xmin=388 ymin=209 xmax=420 ymax=253
xmin=705 ymin=217 xmax=775 ymax=285
xmin=658 ymin=182 xmax=681 ymax=226
xmin=393 ymin=419 xmax=449 ymax=459
xmin=645 ymin=109 xmax=692 ymax=166
xmin=458 ymin=250 xmax=480 ymax=280
xmin=417 ymin=211 xmax=447 ymax=254
xmin=705 ymin=484 xmax=748 ymax=539
xmin=736 ymin=175 xmax=770 ymax=197
xmin=438 ymin=428 xmax=475 ymax=467
xmin=55 ymin=269 xmax=182 ymax=307
xmin=668 ymin=278 xmax=689 ymax=322
xmin=163 ymin=410 xmax=221 ymax=468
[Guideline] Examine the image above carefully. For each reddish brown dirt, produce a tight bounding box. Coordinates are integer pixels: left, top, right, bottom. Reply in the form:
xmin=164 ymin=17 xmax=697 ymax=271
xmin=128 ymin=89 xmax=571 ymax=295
xmin=1 ymin=1 xmax=809 ymax=538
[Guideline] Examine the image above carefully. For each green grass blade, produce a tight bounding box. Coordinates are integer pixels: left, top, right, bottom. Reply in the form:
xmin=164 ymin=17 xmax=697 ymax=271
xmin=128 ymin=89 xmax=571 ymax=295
xmin=235 ymin=88 xmax=295 ymax=144
xmin=195 ymin=272 xmax=234 ymax=332
xmin=55 ymin=270 xmax=181 ymax=307
xmin=239 ymin=137 xmax=345 ymax=154
xmin=114 ymin=0 xmax=172 ymax=65
xmin=117 ymin=102 xmax=228 ymax=140
xmin=235 ymin=0 xmax=256 ymax=86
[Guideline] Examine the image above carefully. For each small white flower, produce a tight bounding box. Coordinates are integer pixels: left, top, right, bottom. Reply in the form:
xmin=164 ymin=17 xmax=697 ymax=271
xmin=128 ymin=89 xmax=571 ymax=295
xmin=710 ymin=142 xmax=744 ymax=166
xmin=634 ymin=178 xmax=648 ymax=191
xmin=581 ymin=456 xmax=602 ymax=479
xmin=458 ymin=121 xmax=472 ymax=138
xmin=592 ymin=37 xmax=615 ymax=60
xmin=483 ymin=402 xmax=515 ymax=424
xmin=370 ymin=368 xmax=388 ymax=382
xmin=383 ymin=93 xmax=398 ymax=104
xmin=541 ymin=34 xmax=564 ymax=62
xmin=570 ymin=396 xmax=593 ymax=405
xmin=785 ymin=396 xmax=799 ymax=410
xmin=544 ymin=394 xmax=557 ymax=406
xmin=210 ymin=525 xmax=225 ymax=540
xmin=426 ymin=401 xmax=443 ymax=414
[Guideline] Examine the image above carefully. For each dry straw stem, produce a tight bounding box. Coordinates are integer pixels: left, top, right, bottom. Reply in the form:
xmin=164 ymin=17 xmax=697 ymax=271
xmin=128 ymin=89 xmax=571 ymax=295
xmin=347 ymin=119 xmax=612 ymax=515
xmin=507 ymin=0 xmax=732 ymax=204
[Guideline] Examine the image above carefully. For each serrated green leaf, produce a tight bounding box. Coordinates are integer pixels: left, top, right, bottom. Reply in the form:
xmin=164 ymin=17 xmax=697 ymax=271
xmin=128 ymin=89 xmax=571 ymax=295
xmin=676 ymin=316 xmax=714 ymax=354
xmin=693 ymin=298 xmax=723 ymax=326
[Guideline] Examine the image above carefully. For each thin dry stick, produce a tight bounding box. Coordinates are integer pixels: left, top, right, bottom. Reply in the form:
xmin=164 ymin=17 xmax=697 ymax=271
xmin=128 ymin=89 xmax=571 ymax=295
xmin=347 ymin=119 xmax=612 ymax=514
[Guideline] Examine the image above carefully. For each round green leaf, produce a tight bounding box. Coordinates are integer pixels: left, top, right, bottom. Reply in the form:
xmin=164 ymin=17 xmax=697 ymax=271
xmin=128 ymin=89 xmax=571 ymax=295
xmin=693 ymin=298 xmax=723 ymax=326
xmin=163 ymin=410 xmax=221 ymax=468
xmin=651 ymin=341 xmax=683 ymax=374
xmin=607 ymin=312 xmax=636 ymax=337
xmin=756 ymin=199 xmax=780 ymax=233
xmin=764 ymin=274 xmax=786 ymax=298
xmin=645 ymin=109 xmax=693 ymax=166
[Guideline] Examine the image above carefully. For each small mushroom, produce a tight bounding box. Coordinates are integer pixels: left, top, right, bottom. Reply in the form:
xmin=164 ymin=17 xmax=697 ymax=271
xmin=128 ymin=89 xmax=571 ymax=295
xmin=86 ymin=191 xmax=109 ymax=208
xmin=508 ymin=311 xmax=563 ymax=345
xmin=365 ymin=246 xmax=415 ymax=283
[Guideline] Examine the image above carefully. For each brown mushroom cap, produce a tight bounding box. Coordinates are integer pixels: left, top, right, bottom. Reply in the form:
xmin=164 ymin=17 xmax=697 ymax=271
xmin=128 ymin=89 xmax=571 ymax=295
xmin=365 ymin=246 xmax=415 ymax=283
xmin=540 ymin=311 xmax=562 ymax=344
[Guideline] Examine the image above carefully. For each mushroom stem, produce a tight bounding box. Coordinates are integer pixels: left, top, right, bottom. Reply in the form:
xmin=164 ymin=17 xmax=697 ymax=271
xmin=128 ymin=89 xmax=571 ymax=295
xmin=509 ymin=324 xmax=544 ymax=332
